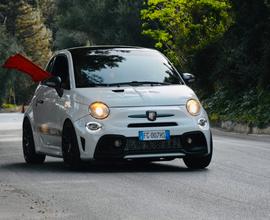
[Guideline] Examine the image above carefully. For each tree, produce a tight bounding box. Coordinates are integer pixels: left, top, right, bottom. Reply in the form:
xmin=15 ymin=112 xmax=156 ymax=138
xmin=0 ymin=25 xmax=23 ymax=106
xmin=193 ymin=0 xmax=270 ymax=127
xmin=0 ymin=1 xmax=18 ymax=35
xmin=37 ymin=0 xmax=56 ymax=27
xmin=141 ymin=0 xmax=233 ymax=68
xmin=0 ymin=1 xmax=53 ymax=106
xmin=54 ymin=0 xmax=152 ymax=49
xmin=15 ymin=0 xmax=52 ymax=67
xmin=200 ymin=0 xmax=270 ymax=92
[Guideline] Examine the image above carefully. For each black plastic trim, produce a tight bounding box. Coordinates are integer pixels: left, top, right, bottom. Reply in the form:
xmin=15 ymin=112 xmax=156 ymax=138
xmin=128 ymin=122 xmax=178 ymax=128
xmin=128 ymin=114 xmax=174 ymax=118
xmin=80 ymin=137 xmax=86 ymax=151
xmin=94 ymin=131 xmax=208 ymax=160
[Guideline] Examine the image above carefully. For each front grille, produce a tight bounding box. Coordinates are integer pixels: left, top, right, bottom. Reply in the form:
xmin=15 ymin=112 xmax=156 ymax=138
xmin=93 ymin=131 xmax=208 ymax=159
xmin=128 ymin=122 xmax=178 ymax=128
xmin=124 ymin=136 xmax=182 ymax=154
xmin=128 ymin=114 xmax=174 ymax=118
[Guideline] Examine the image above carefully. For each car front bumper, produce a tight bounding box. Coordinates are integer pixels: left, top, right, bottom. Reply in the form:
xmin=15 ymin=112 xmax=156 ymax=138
xmin=73 ymin=105 xmax=211 ymax=160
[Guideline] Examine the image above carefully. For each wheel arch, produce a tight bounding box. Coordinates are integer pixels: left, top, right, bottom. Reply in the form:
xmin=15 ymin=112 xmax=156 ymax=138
xmin=62 ymin=117 xmax=84 ymax=157
xmin=62 ymin=118 xmax=74 ymax=131
xmin=22 ymin=114 xmax=46 ymax=164
xmin=61 ymin=117 xmax=82 ymax=167
xmin=23 ymin=115 xmax=33 ymax=130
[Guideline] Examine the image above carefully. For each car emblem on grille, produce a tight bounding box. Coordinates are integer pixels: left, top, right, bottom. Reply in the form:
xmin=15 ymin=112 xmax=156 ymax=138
xmin=146 ymin=111 xmax=157 ymax=121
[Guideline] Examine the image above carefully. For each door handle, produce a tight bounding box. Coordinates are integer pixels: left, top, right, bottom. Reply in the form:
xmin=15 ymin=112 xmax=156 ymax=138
xmin=36 ymin=99 xmax=44 ymax=105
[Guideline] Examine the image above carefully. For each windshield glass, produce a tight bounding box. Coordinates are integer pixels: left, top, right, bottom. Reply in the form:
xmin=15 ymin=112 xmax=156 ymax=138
xmin=70 ymin=48 xmax=183 ymax=88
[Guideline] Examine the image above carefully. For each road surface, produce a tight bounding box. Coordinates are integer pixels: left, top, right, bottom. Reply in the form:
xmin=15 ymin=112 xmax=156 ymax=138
xmin=0 ymin=113 xmax=269 ymax=219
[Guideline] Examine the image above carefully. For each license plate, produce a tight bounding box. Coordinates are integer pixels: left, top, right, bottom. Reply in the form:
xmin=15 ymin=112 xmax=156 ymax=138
xmin=139 ymin=130 xmax=170 ymax=141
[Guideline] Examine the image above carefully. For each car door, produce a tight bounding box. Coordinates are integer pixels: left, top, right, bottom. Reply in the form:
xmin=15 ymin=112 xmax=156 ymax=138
xmin=32 ymin=57 xmax=56 ymax=147
xmin=34 ymin=55 xmax=71 ymax=148
xmin=46 ymin=54 xmax=71 ymax=148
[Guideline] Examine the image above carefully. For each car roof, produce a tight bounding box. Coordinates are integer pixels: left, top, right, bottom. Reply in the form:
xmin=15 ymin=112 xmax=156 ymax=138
xmin=68 ymin=45 xmax=142 ymax=51
xmin=57 ymin=45 xmax=155 ymax=54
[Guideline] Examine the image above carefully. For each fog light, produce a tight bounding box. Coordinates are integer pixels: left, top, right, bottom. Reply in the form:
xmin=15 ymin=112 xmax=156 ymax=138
xmin=86 ymin=122 xmax=102 ymax=131
xmin=198 ymin=118 xmax=207 ymax=127
xmin=114 ymin=139 xmax=122 ymax=148
xmin=187 ymin=138 xmax=193 ymax=144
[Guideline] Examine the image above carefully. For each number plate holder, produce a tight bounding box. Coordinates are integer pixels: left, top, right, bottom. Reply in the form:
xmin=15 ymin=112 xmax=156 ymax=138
xmin=138 ymin=130 xmax=170 ymax=141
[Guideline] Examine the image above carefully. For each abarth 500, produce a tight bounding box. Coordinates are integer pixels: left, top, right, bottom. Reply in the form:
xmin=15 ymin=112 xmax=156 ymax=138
xmin=22 ymin=46 xmax=212 ymax=169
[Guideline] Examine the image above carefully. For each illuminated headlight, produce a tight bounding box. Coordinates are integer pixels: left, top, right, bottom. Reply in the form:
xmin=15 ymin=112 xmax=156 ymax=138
xmin=89 ymin=102 xmax=110 ymax=119
xmin=186 ymin=99 xmax=201 ymax=116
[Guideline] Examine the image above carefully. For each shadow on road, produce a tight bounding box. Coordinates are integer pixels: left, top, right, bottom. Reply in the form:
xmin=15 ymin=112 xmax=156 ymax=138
xmin=1 ymin=160 xmax=208 ymax=174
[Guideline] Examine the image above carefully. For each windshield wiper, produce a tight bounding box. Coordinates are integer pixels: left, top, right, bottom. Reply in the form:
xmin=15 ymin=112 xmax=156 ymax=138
xmin=87 ymin=83 xmax=110 ymax=87
xmin=107 ymin=81 xmax=172 ymax=87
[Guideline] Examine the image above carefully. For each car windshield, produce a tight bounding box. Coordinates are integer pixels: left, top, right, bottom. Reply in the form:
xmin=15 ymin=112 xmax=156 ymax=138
xmin=70 ymin=48 xmax=183 ymax=88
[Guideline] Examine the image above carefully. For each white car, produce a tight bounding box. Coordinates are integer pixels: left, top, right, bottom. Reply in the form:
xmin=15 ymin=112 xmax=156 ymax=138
xmin=23 ymin=46 xmax=212 ymax=169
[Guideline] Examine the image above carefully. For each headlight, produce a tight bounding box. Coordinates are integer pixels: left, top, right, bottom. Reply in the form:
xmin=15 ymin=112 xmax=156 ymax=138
xmin=89 ymin=102 xmax=110 ymax=119
xmin=186 ymin=99 xmax=201 ymax=116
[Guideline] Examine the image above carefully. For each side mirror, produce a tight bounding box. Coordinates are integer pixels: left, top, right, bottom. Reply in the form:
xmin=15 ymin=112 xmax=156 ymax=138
xmin=44 ymin=76 xmax=61 ymax=88
xmin=182 ymin=73 xmax=196 ymax=83
xmin=43 ymin=76 xmax=63 ymax=97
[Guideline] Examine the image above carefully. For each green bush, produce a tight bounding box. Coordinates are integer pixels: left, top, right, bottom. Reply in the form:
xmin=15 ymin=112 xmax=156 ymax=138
xmin=204 ymin=89 xmax=270 ymax=128
xmin=1 ymin=103 xmax=17 ymax=109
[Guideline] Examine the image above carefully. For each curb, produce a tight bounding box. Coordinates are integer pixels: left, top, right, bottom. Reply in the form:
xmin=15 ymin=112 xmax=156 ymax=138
xmin=211 ymin=127 xmax=270 ymax=142
xmin=211 ymin=121 xmax=270 ymax=135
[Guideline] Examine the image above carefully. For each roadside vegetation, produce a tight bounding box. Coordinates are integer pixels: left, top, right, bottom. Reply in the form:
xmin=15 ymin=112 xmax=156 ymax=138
xmin=0 ymin=0 xmax=269 ymax=127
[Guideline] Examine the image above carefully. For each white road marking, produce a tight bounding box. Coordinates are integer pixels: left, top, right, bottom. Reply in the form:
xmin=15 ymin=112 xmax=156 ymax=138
xmin=0 ymin=137 xmax=21 ymax=142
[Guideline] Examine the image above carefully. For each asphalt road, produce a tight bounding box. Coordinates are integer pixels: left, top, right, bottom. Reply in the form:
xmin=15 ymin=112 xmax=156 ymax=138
xmin=0 ymin=113 xmax=269 ymax=220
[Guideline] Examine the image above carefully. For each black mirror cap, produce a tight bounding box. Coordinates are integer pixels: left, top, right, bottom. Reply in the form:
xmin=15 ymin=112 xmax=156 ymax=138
xmin=43 ymin=76 xmax=62 ymax=88
xmin=43 ymin=76 xmax=63 ymax=97
xmin=182 ymin=73 xmax=196 ymax=83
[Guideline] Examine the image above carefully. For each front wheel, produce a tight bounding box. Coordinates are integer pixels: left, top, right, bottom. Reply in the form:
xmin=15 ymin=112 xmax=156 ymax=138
xmin=62 ymin=121 xmax=81 ymax=168
xmin=22 ymin=119 xmax=46 ymax=164
xmin=183 ymin=135 xmax=213 ymax=169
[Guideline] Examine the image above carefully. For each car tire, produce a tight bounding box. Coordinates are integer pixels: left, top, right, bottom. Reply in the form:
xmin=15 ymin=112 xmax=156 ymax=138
xmin=183 ymin=134 xmax=213 ymax=169
xmin=62 ymin=121 xmax=81 ymax=168
xmin=23 ymin=119 xmax=46 ymax=164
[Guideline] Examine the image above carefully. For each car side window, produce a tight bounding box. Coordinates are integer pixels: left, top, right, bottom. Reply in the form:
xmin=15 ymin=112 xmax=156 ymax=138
xmin=51 ymin=55 xmax=70 ymax=90
xmin=46 ymin=57 xmax=55 ymax=73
